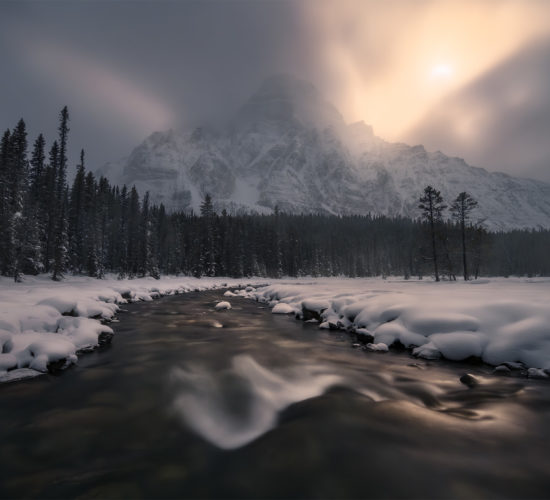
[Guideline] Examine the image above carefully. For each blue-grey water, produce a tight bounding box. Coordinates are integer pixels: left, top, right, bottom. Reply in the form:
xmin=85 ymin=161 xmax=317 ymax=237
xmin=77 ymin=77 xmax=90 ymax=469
xmin=1 ymin=290 xmax=549 ymax=499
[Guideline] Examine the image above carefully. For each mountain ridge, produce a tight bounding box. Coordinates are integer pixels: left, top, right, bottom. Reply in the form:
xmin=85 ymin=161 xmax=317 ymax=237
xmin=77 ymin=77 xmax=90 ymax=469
xmin=98 ymin=75 xmax=550 ymax=230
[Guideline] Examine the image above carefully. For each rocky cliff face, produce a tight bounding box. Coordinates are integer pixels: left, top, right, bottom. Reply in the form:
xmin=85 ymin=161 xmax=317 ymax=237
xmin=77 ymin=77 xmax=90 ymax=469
xmin=99 ymin=74 xmax=550 ymax=230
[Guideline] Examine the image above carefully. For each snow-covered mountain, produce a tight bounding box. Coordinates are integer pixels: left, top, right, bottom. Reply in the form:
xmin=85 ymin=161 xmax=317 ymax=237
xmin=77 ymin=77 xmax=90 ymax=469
xmin=99 ymin=74 xmax=550 ymax=230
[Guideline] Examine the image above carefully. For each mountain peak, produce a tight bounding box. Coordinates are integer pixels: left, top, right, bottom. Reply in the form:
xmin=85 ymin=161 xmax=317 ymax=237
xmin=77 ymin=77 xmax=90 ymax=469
xmin=100 ymin=77 xmax=550 ymax=230
xmin=255 ymin=74 xmax=320 ymax=100
xmin=235 ymin=74 xmax=344 ymax=131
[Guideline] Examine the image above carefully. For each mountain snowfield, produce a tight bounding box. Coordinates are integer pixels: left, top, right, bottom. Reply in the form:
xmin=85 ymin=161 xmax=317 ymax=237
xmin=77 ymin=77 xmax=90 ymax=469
xmin=99 ymin=75 xmax=550 ymax=230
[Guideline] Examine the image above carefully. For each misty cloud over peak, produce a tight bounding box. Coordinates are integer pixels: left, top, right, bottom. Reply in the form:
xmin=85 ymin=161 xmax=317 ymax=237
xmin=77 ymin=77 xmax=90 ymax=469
xmin=234 ymin=74 xmax=345 ymax=133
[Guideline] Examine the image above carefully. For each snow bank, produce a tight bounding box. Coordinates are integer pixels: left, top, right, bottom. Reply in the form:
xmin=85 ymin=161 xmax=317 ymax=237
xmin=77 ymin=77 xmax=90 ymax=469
xmin=271 ymin=303 xmax=295 ymax=314
xmin=0 ymin=275 xmax=265 ymax=382
xmin=242 ymin=278 xmax=550 ymax=372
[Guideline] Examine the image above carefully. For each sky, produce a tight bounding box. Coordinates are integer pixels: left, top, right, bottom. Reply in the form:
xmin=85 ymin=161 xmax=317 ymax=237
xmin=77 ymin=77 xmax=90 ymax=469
xmin=1 ymin=0 xmax=549 ymax=182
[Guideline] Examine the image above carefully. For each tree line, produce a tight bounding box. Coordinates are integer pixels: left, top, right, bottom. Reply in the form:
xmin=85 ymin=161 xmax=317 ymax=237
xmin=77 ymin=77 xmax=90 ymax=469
xmin=1 ymin=108 xmax=549 ymax=282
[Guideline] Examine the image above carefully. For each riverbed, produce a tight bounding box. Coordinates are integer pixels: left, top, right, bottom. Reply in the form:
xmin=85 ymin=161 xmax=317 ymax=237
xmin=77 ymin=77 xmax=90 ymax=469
xmin=1 ymin=290 xmax=549 ymax=498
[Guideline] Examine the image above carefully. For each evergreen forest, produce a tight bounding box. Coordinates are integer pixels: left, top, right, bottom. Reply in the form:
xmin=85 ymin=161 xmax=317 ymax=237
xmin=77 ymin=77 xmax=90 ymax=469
xmin=1 ymin=108 xmax=549 ymax=282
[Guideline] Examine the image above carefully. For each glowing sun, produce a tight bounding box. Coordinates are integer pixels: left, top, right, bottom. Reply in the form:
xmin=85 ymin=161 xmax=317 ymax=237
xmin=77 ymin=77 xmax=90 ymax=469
xmin=430 ymin=64 xmax=453 ymax=78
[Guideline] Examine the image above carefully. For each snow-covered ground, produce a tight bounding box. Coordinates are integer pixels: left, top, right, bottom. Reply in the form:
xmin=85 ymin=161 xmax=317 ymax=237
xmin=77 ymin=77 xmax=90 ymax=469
xmin=0 ymin=275 xmax=266 ymax=383
xmin=238 ymin=278 xmax=550 ymax=375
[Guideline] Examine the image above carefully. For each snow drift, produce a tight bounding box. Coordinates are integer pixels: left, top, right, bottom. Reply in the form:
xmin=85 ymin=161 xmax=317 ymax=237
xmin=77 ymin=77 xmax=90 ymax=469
xmin=243 ymin=278 xmax=550 ymax=372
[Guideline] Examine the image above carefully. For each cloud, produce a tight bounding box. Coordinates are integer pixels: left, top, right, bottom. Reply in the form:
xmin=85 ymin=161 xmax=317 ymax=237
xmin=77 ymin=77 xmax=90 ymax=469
xmin=1 ymin=0 xmax=549 ymax=183
xmin=405 ymin=38 xmax=550 ymax=182
xmin=18 ymin=38 xmax=175 ymax=138
xmin=299 ymin=0 xmax=550 ymax=142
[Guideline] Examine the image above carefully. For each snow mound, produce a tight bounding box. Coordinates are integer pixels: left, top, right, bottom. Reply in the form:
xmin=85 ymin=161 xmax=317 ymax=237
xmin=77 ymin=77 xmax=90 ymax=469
xmin=366 ymin=343 xmax=389 ymax=352
xmin=252 ymin=278 xmax=550 ymax=371
xmin=215 ymin=301 xmax=232 ymax=311
xmin=272 ymin=303 xmax=295 ymax=314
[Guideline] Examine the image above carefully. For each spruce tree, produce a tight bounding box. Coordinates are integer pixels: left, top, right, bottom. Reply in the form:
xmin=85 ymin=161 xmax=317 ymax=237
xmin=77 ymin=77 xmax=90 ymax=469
xmin=199 ymin=193 xmax=216 ymax=276
xmin=84 ymin=171 xmax=99 ymax=277
xmin=43 ymin=141 xmax=59 ymax=271
xmin=127 ymin=186 xmax=141 ymax=277
xmin=9 ymin=120 xmax=29 ymax=281
xmin=29 ymin=134 xmax=46 ymax=196
xmin=0 ymin=130 xmax=12 ymax=275
xmin=52 ymin=107 xmax=70 ymax=280
xmin=69 ymin=149 xmax=86 ymax=272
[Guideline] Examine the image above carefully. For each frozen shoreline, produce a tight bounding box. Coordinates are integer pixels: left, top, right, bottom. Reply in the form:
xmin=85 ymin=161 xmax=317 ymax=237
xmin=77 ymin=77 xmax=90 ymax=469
xmin=237 ymin=277 xmax=550 ymax=375
xmin=0 ymin=275 xmax=266 ymax=382
xmin=2 ymin=275 xmax=550 ymax=383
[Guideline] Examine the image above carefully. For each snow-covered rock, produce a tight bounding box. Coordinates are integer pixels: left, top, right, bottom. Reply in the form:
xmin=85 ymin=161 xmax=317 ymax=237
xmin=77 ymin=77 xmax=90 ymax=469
xmin=366 ymin=343 xmax=389 ymax=352
xmin=271 ymin=303 xmax=295 ymax=314
xmin=99 ymin=74 xmax=550 ymax=231
xmin=214 ymin=301 xmax=232 ymax=311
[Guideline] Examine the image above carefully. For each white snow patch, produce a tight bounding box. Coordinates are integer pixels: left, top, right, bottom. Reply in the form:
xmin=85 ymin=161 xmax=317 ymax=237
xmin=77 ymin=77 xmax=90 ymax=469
xmin=366 ymin=343 xmax=389 ymax=352
xmin=215 ymin=301 xmax=232 ymax=311
xmin=271 ymin=303 xmax=295 ymax=314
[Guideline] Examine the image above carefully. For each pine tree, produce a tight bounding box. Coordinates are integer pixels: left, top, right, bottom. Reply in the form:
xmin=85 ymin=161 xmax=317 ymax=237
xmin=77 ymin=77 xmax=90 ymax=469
xmin=419 ymin=185 xmax=446 ymax=281
xmin=52 ymin=189 xmax=69 ymax=281
xmin=9 ymin=119 xmax=29 ymax=281
xmin=450 ymin=192 xmax=478 ymax=280
xmin=138 ymin=191 xmax=151 ymax=277
xmin=127 ymin=186 xmax=141 ymax=277
xmin=69 ymin=149 xmax=86 ymax=272
xmin=84 ymin=171 xmax=99 ymax=277
xmin=199 ymin=193 xmax=216 ymax=276
xmin=95 ymin=176 xmax=110 ymax=278
xmin=200 ymin=193 xmax=215 ymax=218
xmin=116 ymin=185 xmax=129 ymax=278
xmin=43 ymin=141 xmax=59 ymax=272
xmin=0 ymin=129 xmax=12 ymax=275
xmin=29 ymin=134 xmax=45 ymax=198
xmin=52 ymin=107 xmax=70 ymax=280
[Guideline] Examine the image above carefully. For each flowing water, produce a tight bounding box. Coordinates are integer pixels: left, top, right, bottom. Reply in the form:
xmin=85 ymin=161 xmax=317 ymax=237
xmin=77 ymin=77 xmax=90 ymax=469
xmin=1 ymin=290 xmax=550 ymax=499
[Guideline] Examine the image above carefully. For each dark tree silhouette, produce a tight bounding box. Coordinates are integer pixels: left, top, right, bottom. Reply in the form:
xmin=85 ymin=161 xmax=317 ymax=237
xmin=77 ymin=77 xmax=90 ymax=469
xmin=419 ymin=185 xmax=446 ymax=282
xmin=450 ymin=192 xmax=478 ymax=280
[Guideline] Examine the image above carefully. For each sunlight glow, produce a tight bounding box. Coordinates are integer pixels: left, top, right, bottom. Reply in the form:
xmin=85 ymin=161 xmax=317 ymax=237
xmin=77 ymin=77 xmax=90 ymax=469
xmin=431 ymin=64 xmax=453 ymax=78
xmin=301 ymin=0 xmax=550 ymax=140
xmin=20 ymin=38 xmax=175 ymax=136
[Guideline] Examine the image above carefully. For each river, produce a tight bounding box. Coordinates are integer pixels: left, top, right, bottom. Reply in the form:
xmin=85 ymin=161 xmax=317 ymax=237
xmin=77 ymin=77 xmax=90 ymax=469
xmin=1 ymin=289 xmax=549 ymax=498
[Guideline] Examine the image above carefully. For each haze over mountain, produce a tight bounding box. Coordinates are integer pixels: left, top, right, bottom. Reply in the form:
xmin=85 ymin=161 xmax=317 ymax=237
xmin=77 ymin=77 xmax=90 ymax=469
xmin=100 ymin=75 xmax=550 ymax=231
